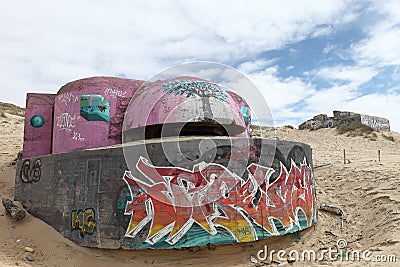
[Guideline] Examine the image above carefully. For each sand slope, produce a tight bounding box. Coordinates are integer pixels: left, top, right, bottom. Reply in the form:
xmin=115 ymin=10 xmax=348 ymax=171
xmin=0 ymin=113 xmax=399 ymax=266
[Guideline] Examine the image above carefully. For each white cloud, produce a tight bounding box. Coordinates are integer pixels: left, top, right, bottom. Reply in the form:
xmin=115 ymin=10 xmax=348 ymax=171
xmin=1 ymin=1 xmax=397 ymax=132
xmin=0 ymin=0 xmax=355 ymax=107
xmin=243 ymin=66 xmax=316 ymax=122
xmin=286 ymin=65 xmax=295 ymax=71
xmin=238 ymin=59 xmax=276 ymax=74
xmin=230 ymin=61 xmax=382 ymax=130
xmin=313 ymin=65 xmax=378 ymax=86
xmin=352 ymin=24 xmax=400 ymax=67
xmin=322 ymin=43 xmax=337 ymax=54
xmin=303 ymin=84 xmax=359 ymax=114
xmin=351 ymin=1 xmax=400 ymax=67
xmin=343 ymin=93 xmax=400 ymax=132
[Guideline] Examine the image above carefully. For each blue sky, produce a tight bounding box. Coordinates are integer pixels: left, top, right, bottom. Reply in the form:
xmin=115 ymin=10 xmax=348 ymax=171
xmin=0 ymin=0 xmax=399 ymax=131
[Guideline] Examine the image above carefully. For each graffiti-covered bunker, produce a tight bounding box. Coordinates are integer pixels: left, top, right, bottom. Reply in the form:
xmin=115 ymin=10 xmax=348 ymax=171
xmin=16 ymin=76 xmax=317 ymax=250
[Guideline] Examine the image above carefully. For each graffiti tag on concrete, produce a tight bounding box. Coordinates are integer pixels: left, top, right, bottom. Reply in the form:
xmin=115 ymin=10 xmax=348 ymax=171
xmin=71 ymin=208 xmax=97 ymax=238
xmin=122 ymin=157 xmax=316 ymax=246
xmin=21 ymin=159 xmax=41 ymax=183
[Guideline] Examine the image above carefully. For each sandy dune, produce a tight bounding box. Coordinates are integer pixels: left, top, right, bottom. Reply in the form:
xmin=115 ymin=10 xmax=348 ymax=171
xmin=0 ymin=112 xmax=399 ymax=266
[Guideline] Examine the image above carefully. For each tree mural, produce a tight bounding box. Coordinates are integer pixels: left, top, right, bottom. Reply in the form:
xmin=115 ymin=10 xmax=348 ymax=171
xmin=162 ymin=80 xmax=229 ymax=120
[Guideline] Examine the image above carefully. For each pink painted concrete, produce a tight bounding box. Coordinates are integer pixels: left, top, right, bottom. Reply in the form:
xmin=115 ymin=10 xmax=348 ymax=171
xmin=52 ymin=77 xmax=143 ymax=154
xmin=123 ymin=76 xmax=251 ymax=137
xmin=23 ymin=76 xmax=252 ymax=157
xmin=23 ymin=93 xmax=56 ymax=158
xmin=227 ymin=90 xmax=252 ymax=137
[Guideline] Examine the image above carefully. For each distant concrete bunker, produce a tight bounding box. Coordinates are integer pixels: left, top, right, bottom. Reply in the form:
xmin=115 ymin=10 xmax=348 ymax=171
xmin=299 ymin=111 xmax=390 ymax=131
xmin=16 ymin=76 xmax=317 ymax=250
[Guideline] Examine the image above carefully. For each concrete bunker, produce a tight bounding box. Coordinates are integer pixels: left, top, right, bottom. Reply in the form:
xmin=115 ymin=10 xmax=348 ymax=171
xmin=122 ymin=76 xmax=251 ymax=142
xmin=16 ymin=75 xmax=317 ymax=250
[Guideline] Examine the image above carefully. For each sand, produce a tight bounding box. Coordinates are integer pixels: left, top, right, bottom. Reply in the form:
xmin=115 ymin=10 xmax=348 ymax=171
xmin=0 ymin=112 xmax=399 ymax=266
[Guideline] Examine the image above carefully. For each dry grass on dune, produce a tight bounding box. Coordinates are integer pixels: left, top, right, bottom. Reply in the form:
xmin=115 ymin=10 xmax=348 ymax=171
xmin=0 ymin=102 xmax=25 ymax=118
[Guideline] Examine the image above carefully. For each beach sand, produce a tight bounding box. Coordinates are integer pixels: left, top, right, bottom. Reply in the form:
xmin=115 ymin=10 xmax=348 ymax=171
xmin=1 ymin=112 xmax=399 ymax=266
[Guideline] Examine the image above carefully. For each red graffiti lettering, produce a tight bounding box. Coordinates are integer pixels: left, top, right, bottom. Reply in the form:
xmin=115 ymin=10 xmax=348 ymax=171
xmin=122 ymin=156 xmax=316 ymax=245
